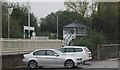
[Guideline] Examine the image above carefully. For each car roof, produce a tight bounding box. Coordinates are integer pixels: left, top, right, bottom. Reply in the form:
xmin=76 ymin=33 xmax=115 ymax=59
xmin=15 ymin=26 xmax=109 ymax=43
xmin=61 ymin=46 xmax=87 ymax=49
xmin=33 ymin=48 xmax=56 ymax=52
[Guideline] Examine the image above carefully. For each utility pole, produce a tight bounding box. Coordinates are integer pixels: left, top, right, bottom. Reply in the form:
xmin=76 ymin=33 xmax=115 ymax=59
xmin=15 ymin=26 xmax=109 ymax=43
xmin=0 ymin=1 xmax=2 ymax=68
xmin=7 ymin=6 xmax=13 ymax=38
xmin=8 ymin=10 xmax=10 ymax=38
xmin=0 ymin=1 xmax=2 ymax=38
xmin=57 ymin=15 xmax=58 ymax=39
xmin=27 ymin=2 xmax=30 ymax=38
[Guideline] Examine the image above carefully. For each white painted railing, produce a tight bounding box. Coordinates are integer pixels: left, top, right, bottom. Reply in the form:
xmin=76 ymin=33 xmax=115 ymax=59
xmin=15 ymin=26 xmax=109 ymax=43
xmin=64 ymin=33 xmax=76 ymax=45
xmin=0 ymin=38 xmax=63 ymax=55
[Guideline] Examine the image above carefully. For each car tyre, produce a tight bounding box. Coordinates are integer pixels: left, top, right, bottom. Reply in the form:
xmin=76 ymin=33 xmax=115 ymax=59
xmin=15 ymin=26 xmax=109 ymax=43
xmin=28 ymin=60 xmax=38 ymax=69
xmin=65 ymin=60 xmax=74 ymax=68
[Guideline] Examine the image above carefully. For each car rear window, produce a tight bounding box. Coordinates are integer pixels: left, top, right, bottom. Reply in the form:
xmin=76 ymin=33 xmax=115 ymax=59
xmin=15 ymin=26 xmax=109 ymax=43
xmin=84 ymin=47 xmax=90 ymax=52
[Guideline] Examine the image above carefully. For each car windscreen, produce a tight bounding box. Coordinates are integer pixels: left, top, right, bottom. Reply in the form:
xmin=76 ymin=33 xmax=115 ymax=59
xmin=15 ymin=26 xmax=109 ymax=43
xmin=54 ymin=49 xmax=64 ymax=55
xmin=58 ymin=48 xmax=65 ymax=53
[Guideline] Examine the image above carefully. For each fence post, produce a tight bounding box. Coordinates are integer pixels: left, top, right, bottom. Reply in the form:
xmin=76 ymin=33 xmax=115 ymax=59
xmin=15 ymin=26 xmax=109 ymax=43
xmin=119 ymin=51 xmax=120 ymax=58
xmin=19 ymin=39 xmax=21 ymax=54
xmin=0 ymin=38 xmax=2 ymax=70
xmin=97 ymin=44 xmax=100 ymax=60
xmin=33 ymin=39 xmax=35 ymax=50
xmin=0 ymin=38 xmax=3 ymax=55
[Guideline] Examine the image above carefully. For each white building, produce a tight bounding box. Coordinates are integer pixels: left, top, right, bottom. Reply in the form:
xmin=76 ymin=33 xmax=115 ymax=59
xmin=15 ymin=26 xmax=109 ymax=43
xmin=63 ymin=22 xmax=87 ymax=45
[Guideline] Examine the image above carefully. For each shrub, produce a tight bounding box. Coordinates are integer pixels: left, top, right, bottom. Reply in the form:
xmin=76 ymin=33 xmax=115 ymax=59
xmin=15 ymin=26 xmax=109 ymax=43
xmin=72 ymin=31 xmax=105 ymax=52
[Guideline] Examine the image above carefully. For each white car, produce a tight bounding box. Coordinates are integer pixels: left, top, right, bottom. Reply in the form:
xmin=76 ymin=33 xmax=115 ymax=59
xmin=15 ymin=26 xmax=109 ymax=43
xmin=58 ymin=46 xmax=92 ymax=64
xmin=23 ymin=49 xmax=83 ymax=69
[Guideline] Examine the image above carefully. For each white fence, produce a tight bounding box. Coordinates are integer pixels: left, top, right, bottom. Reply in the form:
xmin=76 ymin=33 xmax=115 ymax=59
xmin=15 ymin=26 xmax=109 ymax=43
xmin=0 ymin=39 xmax=63 ymax=55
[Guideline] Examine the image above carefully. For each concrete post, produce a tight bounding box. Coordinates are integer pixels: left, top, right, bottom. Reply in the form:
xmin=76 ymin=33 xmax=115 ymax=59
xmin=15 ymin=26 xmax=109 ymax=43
xmin=97 ymin=44 xmax=100 ymax=60
xmin=19 ymin=39 xmax=21 ymax=54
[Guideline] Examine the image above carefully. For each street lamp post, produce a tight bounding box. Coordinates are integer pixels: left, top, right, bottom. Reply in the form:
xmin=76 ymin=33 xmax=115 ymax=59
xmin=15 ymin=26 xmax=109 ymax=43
xmin=27 ymin=2 xmax=31 ymax=38
xmin=57 ymin=15 xmax=58 ymax=39
xmin=7 ymin=7 xmax=13 ymax=38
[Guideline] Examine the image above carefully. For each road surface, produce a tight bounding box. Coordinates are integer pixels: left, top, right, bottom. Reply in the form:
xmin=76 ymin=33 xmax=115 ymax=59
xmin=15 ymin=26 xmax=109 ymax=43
xmin=3 ymin=59 xmax=119 ymax=70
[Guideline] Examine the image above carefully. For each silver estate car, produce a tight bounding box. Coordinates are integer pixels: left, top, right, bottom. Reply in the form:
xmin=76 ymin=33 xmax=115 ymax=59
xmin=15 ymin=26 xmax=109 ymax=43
xmin=23 ymin=49 xmax=83 ymax=69
xmin=58 ymin=46 xmax=92 ymax=64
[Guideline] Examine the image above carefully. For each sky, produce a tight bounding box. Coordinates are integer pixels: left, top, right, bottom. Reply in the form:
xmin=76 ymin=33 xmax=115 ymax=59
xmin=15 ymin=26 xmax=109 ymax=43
xmin=30 ymin=2 xmax=65 ymax=19
xmin=5 ymin=0 xmax=65 ymax=19
xmin=5 ymin=0 xmax=119 ymax=19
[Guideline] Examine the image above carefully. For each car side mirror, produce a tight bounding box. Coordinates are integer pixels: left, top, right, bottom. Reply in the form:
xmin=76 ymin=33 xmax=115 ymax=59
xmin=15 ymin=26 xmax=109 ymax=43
xmin=55 ymin=54 xmax=59 ymax=57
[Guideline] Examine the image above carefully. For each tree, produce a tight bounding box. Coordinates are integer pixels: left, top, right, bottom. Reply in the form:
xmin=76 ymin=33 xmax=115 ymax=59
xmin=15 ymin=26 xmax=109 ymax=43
xmin=93 ymin=2 xmax=118 ymax=40
xmin=64 ymin=1 xmax=118 ymax=41
xmin=2 ymin=3 xmax=37 ymax=38
xmin=39 ymin=10 xmax=91 ymax=39
xmin=64 ymin=0 xmax=89 ymax=16
xmin=72 ymin=30 xmax=105 ymax=52
xmin=2 ymin=3 xmax=9 ymax=38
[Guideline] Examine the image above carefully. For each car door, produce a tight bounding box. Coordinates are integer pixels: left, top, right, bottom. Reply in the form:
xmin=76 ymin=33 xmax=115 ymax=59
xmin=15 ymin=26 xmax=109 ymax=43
xmin=33 ymin=50 xmax=48 ymax=66
xmin=45 ymin=50 xmax=64 ymax=66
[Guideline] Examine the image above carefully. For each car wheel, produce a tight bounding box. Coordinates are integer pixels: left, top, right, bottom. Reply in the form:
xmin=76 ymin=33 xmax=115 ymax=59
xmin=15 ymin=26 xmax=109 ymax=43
xmin=65 ymin=60 xmax=74 ymax=68
xmin=29 ymin=60 xmax=38 ymax=69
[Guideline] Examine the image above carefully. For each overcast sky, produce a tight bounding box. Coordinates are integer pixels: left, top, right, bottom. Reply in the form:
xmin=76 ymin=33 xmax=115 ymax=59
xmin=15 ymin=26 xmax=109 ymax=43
xmin=6 ymin=0 xmax=118 ymax=19
xmin=30 ymin=2 xmax=65 ymax=19
xmin=5 ymin=0 xmax=65 ymax=19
